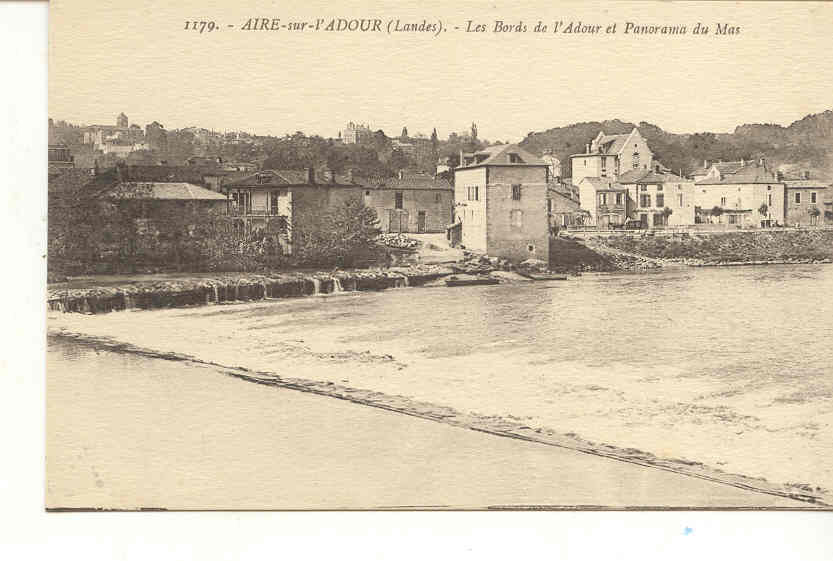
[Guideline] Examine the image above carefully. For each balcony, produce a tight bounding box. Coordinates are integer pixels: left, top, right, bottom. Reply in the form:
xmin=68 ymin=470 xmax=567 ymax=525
xmin=228 ymin=205 xmax=283 ymax=217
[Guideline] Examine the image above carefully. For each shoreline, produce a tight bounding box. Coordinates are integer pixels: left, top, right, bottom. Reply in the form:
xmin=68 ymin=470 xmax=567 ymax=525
xmin=48 ymin=259 xmax=833 ymax=315
xmin=46 ymin=330 xmax=833 ymax=508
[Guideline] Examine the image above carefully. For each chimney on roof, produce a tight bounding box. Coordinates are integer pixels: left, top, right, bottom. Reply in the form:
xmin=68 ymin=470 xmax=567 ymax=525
xmin=305 ymin=167 xmax=315 ymax=184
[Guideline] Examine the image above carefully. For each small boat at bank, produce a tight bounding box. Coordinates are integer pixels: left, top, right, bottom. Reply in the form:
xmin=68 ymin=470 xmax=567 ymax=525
xmin=525 ymin=273 xmax=568 ymax=281
xmin=444 ymin=275 xmax=501 ymax=287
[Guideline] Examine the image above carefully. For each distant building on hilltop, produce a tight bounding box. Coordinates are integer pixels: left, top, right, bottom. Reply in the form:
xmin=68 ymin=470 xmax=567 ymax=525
xmin=145 ymin=121 xmax=167 ymax=152
xmin=116 ymin=112 xmax=129 ymax=128
xmin=454 ymin=144 xmax=550 ymax=263
xmin=342 ymin=122 xmax=372 ymax=144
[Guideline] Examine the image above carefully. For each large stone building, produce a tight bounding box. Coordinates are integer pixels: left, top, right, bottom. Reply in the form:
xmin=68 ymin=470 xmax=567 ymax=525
xmin=781 ymin=172 xmax=828 ymax=227
xmin=364 ymin=170 xmax=453 ymax=233
xmin=693 ymin=159 xmax=785 ymax=227
xmin=570 ymin=128 xmax=654 ymax=187
xmin=225 ymin=169 xmax=363 ymax=254
xmin=454 ymin=144 xmax=550 ymax=262
xmin=342 ymin=122 xmax=372 ymax=144
xmin=48 ymin=143 xmax=75 ymax=177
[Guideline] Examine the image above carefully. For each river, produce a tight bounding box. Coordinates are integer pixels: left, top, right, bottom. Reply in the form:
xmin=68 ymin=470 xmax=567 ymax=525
xmin=47 ymin=264 xmax=833 ymax=507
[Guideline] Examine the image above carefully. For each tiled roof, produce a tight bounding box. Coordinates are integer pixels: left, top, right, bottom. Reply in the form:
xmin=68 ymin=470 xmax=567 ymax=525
xmin=369 ymin=174 xmax=451 ymax=191
xmin=782 ymin=179 xmax=830 ymax=189
xmin=696 ymin=164 xmax=779 ymax=185
xmin=596 ymin=133 xmax=630 ymax=155
xmin=226 ymin=169 xmax=360 ymax=187
xmin=123 ymin=165 xmax=205 ymax=183
xmin=105 ymin=182 xmax=227 ymax=200
xmin=617 ymin=169 xmax=687 ymax=184
xmin=460 ymin=144 xmax=546 ymax=167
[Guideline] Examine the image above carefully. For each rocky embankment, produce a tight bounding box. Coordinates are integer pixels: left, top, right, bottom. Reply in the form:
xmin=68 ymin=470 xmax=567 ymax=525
xmin=47 ymin=265 xmax=453 ymax=315
xmin=594 ymin=229 xmax=833 ymax=267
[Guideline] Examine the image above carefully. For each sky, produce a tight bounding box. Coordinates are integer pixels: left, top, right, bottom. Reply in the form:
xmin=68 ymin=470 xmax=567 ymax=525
xmin=49 ymin=0 xmax=833 ymax=143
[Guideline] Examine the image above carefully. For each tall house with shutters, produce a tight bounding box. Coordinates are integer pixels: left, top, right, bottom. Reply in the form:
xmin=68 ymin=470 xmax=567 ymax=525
xmin=453 ymin=144 xmax=550 ymax=263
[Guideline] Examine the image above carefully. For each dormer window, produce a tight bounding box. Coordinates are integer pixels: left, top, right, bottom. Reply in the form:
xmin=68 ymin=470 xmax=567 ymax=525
xmin=508 ymin=153 xmax=521 ymax=164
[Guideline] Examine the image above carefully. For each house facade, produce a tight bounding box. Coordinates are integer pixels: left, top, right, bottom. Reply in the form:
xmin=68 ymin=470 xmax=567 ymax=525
xmin=616 ymin=169 xmax=696 ymax=227
xmin=454 ymin=144 xmax=550 ymax=262
xmin=225 ymin=169 xmax=363 ymax=254
xmin=576 ymin=177 xmax=616 ymax=226
xmin=782 ymin=174 xmax=828 ymax=227
xmin=364 ymin=171 xmax=453 ymax=233
xmin=694 ymin=159 xmax=785 ymax=227
xmin=547 ymin=179 xmax=584 ymax=231
xmin=569 ymin=128 xmax=654 ymax=187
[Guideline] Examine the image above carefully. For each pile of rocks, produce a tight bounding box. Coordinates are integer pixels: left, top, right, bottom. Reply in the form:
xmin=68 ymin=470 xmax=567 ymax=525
xmin=451 ymin=253 xmax=514 ymax=275
xmin=376 ymin=233 xmax=420 ymax=250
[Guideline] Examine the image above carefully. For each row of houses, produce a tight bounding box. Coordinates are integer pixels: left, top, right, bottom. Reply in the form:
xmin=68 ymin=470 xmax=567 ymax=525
xmin=572 ymin=128 xmax=831 ymax=229
xmin=49 ymin=149 xmax=457 ymax=256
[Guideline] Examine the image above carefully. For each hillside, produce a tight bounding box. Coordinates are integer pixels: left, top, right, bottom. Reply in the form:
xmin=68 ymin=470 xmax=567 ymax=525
xmin=520 ymin=110 xmax=833 ymax=180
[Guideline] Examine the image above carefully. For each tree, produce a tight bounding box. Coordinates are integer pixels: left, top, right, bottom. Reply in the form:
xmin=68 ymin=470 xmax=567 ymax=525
xmin=401 ymin=127 xmax=408 ymax=140
xmin=296 ymin=196 xmax=380 ymax=267
xmin=662 ymin=206 xmax=673 ymax=225
xmin=758 ymin=203 xmax=769 ymax=216
xmin=470 ymin=122 xmax=478 ymax=141
xmin=711 ymin=206 xmax=723 ymax=217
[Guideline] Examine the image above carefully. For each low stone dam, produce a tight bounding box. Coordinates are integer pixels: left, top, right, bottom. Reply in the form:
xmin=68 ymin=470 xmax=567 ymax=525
xmin=47 ymin=267 xmax=451 ymax=315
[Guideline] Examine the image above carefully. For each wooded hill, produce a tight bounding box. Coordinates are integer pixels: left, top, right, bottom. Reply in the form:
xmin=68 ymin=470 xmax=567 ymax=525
xmin=519 ymin=110 xmax=833 ymax=180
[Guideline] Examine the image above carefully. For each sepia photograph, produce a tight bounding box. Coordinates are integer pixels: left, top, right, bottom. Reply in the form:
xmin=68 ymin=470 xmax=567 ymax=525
xmin=43 ymin=0 xmax=833 ymax=512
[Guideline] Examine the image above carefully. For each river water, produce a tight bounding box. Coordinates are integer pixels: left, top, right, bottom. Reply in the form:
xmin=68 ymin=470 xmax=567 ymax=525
xmin=48 ymin=264 xmax=833 ymax=504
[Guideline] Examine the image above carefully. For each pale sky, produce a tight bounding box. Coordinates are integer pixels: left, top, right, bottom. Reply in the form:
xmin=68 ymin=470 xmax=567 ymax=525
xmin=50 ymin=0 xmax=833 ymax=142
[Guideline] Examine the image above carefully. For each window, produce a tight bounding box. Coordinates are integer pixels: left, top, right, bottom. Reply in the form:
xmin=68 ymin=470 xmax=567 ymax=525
xmin=677 ymin=184 xmax=682 ymax=190
xmin=811 ymin=192 xmax=817 ymax=203
xmin=640 ymin=194 xmax=651 ymax=207
xmin=795 ymin=192 xmax=801 ymax=204
xmin=653 ymin=214 xmax=663 ymax=226
xmin=767 ymin=185 xmax=772 ymax=190
xmin=599 ymin=193 xmax=608 ymax=205
xmin=728 ymin=215 xmax=738 ymax=225
xmin=632 ymin=153 xmax=640 ymax=169
xmin=601 ymin=157 xmax=607 ymax=171
xmin=547 ymin=199 xmax=552 ymax=213
xmin=395 ymin=192 xmax=403 ymax=209
xmin=365 ymin=190 xmax=370 ymax=196
xmin=768 ymin=194 xmax=772 ymax=206
xmin=678 ymin=194 xmax=683 ymax=206
xmin=656 ymin=194 xmax=664 ymax=208
xmin=720 ymin=196 xmax=727 ymax=206
xmin=615 ymin=193 xmax=623 ymax=205
xmin=435 ymin=193 xmax=441 ymax=203
xmin=512 ymin=184 xmax=522 ymax=201
xmin=510 ymin=209 xmax=523 ymax=229
xmin=466 ymin=186 xmax=480 ymax=201
xmin=640 ymin=185 xmax=647 ymax=191
xmin=657 ymin=184 xmax=663 ymax=191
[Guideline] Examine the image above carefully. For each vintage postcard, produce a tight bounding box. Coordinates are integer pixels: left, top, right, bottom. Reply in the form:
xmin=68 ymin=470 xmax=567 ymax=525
xmin=46 ymin=0 xmax=833 ymax=510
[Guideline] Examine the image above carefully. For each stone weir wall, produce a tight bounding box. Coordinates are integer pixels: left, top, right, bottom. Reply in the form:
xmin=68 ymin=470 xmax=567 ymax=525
xmin=47 ymin=267 xmax=453 ymax=315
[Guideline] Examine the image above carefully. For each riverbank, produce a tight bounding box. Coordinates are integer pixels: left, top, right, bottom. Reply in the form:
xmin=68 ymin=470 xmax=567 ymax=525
xmin=47 ymin=265 xmax=833 ymax=508
xmin=47 ymin=336 xmax=809 ymax=509
xmin=586 ymin=229 xmax=833 ymax=266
